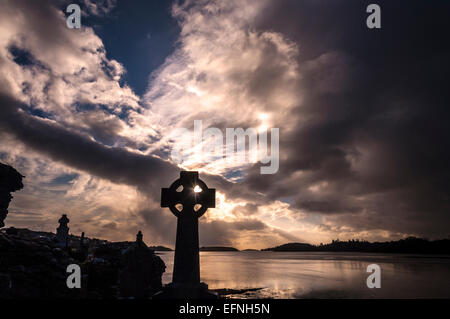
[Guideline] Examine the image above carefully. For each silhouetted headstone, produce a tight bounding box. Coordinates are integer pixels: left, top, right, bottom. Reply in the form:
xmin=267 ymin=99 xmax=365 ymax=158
xmin=119 ymin=231 xmax=165 ymax=298
xmin=0 ymin=162 xmax=24 ymax=228
xmin=136 ymin=230 xmax=143 ymax=247
xmin=157 ymin=171 xmax=217 ymax=298
xmin=56 ymin=214 xmax=69 ymax=247
xmin=79 ymin=232 xmax=88 ymax=260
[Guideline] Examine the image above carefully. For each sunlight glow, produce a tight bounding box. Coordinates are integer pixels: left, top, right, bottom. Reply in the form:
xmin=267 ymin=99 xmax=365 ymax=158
xmin=257 ymin=112 xmax=270 ymax=133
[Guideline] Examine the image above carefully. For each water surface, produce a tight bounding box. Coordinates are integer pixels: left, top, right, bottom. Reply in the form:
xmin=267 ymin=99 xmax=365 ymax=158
xmin=157 ymin=251 xmax=450 ymax=298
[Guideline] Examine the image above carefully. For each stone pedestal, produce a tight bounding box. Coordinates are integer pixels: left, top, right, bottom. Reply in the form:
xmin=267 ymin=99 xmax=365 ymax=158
xmin=153 ymin=282 xmax=218 ymax=299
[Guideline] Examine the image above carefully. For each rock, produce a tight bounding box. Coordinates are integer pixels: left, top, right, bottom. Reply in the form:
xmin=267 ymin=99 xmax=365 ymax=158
xmin=0 ymin=163 xmax=24 ymax=228
xmin=0 ymin=227 xmax=166 ymax=299
xmin=83 ymin=243 xmax=123 ymax=298
xmin=0 ymin=274 xmax=12 ymax=297
xmin=0 ymin=228 xmax=81 ymax=298
xmin=5 ymin=227 xmax=18 ymax=235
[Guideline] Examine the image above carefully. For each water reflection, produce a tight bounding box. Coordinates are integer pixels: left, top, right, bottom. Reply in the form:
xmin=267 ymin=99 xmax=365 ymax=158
xmin=157 ymin=251 xmax=450 ymax=298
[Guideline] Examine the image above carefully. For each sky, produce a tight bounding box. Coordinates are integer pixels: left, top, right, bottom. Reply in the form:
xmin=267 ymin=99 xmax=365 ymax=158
xmin=0 ymin=0 xmax=449 ymax=249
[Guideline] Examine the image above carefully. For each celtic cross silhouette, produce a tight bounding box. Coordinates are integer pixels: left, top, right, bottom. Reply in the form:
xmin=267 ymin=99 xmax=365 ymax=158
xmin=161 ymin=171 xmax=215 ymax=284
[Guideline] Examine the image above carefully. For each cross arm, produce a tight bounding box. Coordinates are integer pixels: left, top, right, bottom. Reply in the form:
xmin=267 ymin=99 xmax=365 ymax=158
xmin=197 ymin=188 xmax=215 ymax=208
xmin=161 ymin=188 xmax=184 ymax=207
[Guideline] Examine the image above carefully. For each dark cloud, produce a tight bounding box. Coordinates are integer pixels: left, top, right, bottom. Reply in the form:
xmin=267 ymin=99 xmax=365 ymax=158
xmin=0 ymin=93 xmax=177 ymax=198
xmin=198 ymin=218 xmax=300 ymax=247
xmin=138 ymin=206 xmax=177 ymax=245
xmin=102 ymin=221 xmax=118 ymax=230
xmin=243 ymin=0 xmax=450 ymax=238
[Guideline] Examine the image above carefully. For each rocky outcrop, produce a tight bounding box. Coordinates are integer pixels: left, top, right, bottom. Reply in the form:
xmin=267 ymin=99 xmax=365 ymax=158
xmin=85 ymin=236 xmax=166 ymax=299
xmin=0 ymin=162 xmax=24 ymax=228
xmin=0 ymin=227 xmax=82 ymax=298
xmin=0 ymin=227 xmax=166 ymax=299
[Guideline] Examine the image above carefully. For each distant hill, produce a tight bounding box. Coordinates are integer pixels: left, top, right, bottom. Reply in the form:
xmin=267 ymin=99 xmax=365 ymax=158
xmin=263 ymin=243 xmax=315 ymax=251
xmin=200 ymin=246 xmax=239 ymax=251
xmin=242 ymin=249 xmax=259 ymax=251
xmin=263 ymin=238 xmax=450 ymax=254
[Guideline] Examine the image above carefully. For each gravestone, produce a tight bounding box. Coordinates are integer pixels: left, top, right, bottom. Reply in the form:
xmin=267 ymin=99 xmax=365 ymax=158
xmin=136 ymin=230 xmax=143 ymax=246
xmin=78 ymin=232 xmax=88 ymax=260
xmin=56 ymin=214 xmax=69 ymax=247
xmin=80 ymin=232 xmax=85 ymax=247
xmin=157 ymin=171 xmax=217 ymax=298
xmin=119 ymin=231 xmax=165 ymax=298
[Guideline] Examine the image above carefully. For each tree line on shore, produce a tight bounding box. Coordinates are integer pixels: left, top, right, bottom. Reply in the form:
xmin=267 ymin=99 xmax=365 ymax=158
xmin=262 ymin=237 xmax=450 ymax=254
